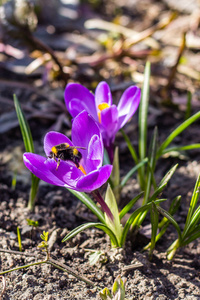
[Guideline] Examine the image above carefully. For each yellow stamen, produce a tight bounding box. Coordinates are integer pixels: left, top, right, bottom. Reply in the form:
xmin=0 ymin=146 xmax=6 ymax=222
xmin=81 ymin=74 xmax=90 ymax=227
xmin=98 ymin=103 xmax=110 ymax=111
xmin=98 ymin=103 xmax=110 ymax=123
xmin=79 ymin=164 xmax=87 ymax=175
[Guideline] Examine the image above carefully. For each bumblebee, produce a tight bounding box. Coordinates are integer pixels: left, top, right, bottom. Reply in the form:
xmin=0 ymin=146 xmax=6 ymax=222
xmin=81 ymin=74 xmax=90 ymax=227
xmin=49 ymin=143 xmax=86 ymax=170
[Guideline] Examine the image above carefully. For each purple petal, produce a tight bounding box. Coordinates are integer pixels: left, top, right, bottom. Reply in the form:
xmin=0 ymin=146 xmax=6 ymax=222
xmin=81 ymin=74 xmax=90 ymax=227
xmin=95 ymin=81 xmax=112 ymax=107
xmin=76 ymin=165 xmax=112 ymax=192
xmin=46 ymin=159 xmax=81 ymax=189
xmin=44 ymin=131 xmax=73 ymax=157
xmin=100 ymin=105 xmax=119 ymax=142
xmin=86 ymin=134 xmax=103 ymax=172
xmin=65 ymin=83 xmax=98 ymax=120
xmin=117 ymin=86 xmax=141 ymax=129
xmin=23 ymin=153 xmax=66 ymax=186
xmin=71 ymin=111 xmax=103 ymax=166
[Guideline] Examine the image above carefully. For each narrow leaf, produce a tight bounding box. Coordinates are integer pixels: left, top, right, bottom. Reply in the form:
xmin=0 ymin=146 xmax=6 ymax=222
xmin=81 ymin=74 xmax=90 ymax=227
xmin=67 ymin=189 xmax=105 ymax=224
xmin=158 ymin=164 xmax=178 ymax=188
xmin=158 ymin=195 xmax=181 ymax=228
xmin=143 ymin=127 xmax=158 ymax=205
xmin=121 ymin=204 xmax=151 ymax=246
xmin=14 ymin=94 xmax=39 ymax=211
xmin=62 ymin=222 xmax=119 ymax=247
xmin=120 ymin=158 xmax=148 ymax=187
xmin=181 ymin=225 xmax=200 ymax=246
xmin=120 ymin=129 xmax=138 ymax=164
xmin=14 ymin=94 xmax=35 ymax=153
xmin=138 ymin=61 xmax=151 ymax=178
xmin=156 ymin=206 xmax=182 ymax=242
xmin=183 ymin=205 xmax=200 ymax=239
xmin=119 ymin=192 xmax=144 ymax=220
xmin=162 ymin=144 xmax=200 ymax=155
xmin=149 ymin=202 xmax=159 ymax=257
xmin=157 ymin=111 xmax=200 ymax=158
xmin=183 ymin=174 xmax=200 ymax=234
xmin=104 ymin=185 xmax=122 ymax=244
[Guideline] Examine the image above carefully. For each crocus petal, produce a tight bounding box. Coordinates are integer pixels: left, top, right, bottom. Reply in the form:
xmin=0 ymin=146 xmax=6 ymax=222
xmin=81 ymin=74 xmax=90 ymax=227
xmin=71 ymin=111 xmax=103 ymax=166
xmin=100 ymin=105 xmax=119 ymax=140
xmin=117 ymin=86 xmax=141 ymax=129
xmin=65 ymin=83 xmax=98 ymax=120
xmin=46 ymin=159 xmax=82 ymax=189
xmin=86 ymin=134 xmax=103 ymax=172
xmin=23 ymin=153 xmax=66 ymax=186
xmin=44 ymin=131 xmax=73 ymax=157
xmin=76 ymin=165 xmax=112 ymax=192
xmin=95 ymin=81 xmax=112 ymax=108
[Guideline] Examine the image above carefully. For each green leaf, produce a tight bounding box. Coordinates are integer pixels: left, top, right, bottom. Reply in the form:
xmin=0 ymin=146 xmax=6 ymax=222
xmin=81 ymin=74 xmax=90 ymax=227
xmin=121 ymin=203 xmax=152 ymax=246
xmin=67 ymin=189 xmax=105 ymax=224
xmin=99 ymin=287 xmax=112 ymax=300
xmin=88 ymin=251 xmax=104 ymax=266
xmin=104 ymin=185 xmax=123 ymax=244
xmin=14 ymin=94 xmax=39 ymax=211
xmin=120 ymin=158 xmax=148 ymax=188
xmin=157 ymin=111 xmax=200 ymax=158
xmin=149 ymin=202 xmax=159 ymax=257
xmin=156 ymin=206 xmax=182 ymax=242
xmin=158 ymin=164 xmax=178 ymax=188
xmin=158 ymin=195 xmax=181 ymax=228
xmin=119 ymin=192 xmax=144 ymax=220
xmin=62 ymin=222 xmax=119 ymax=247
xmin=183 ymin=174 xmax=200 ymax=236
xmin=103 ymin=148 xmax=111 ymax=165
xmin=110 ymin=147 xmax=121 ymax=204
xmin=110 ymin=147 xmax=120 ymax=187
xmin=120 ymin=129 xmax=138 ymax=164
xmin=181 ymin=225 xmax=200 ymax=246
xmin=138 ymin=61 xmax=151 ymax=182
xmin=14 ymin=94 xmax=35 ymax=153
xmin=161 ymin=144 xmax=200 ymax=155
xmin=183 ymin=205 xmax=200 ymax=239
xmin=143 ymin=127 xmax=158 ymax=206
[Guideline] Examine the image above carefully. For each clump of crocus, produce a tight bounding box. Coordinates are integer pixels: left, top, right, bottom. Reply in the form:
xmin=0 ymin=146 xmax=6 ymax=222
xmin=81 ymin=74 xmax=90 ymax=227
xmin=23 ymin=111 xmax=113 ymax=217
xmin=65 ymin=81 xmax=141 ymax=161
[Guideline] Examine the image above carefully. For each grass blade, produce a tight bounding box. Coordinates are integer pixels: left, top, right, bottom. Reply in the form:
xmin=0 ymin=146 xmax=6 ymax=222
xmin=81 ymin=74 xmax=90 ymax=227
xmin=157 ymin=111 xmax=200 ymax=158
xmin=181 ymin=225 xmax=200 ymax=246
xmin=62 ymin=222 xmax=119 ymax=247
xmin=158 ymin=164 xmax=178 ymax=188
xmin=149 ymin=202 xmax=159 ymax=258
xmin=120 ymin=158 xmax=148 ymax=187
xmin=138 ymin=61 xmax=151 ymax=183
xmin=156 ymin=206 xmax=182 ymax=242
xmin=119 ymin=192 xmax=144 ymax=220
xmin=183 ymin=174 xmax=200 ymax=235
xmin=14 ymin=94 xmax=34 ymax=153
xmin=158 ymin=195 xmax=181 ymax=228
xmin=120 ymin=129 xmax=138 ymax=164
xmin=121 ymin=204 xmax=151 ymax=246
xmin=161 ymin=144 xmax=200 ymax=155
xmin=143 ymin=127 xmax=158 ymax=205
xmin=66 ymin=189 xmax=105 ymax=224
xmin=14 ymin=94 xmax=39 ymax=211
xmin=183 ymin=206 xmax=200 ymax=239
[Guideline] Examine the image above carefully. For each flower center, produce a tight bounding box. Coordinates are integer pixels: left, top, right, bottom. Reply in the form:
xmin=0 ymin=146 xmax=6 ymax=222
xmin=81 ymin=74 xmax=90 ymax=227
xmin=97 ymin=103 xmax=110 ymax=123
xmin=78 ymin=164 xmax=87 ymax=175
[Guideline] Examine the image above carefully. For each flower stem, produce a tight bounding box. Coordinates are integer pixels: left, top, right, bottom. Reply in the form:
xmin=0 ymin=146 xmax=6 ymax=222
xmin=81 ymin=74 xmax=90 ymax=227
xmin=105 ymin=144 xmax=114 ymax=164
xmin=92 ymin=190 xmax=113 ymax=220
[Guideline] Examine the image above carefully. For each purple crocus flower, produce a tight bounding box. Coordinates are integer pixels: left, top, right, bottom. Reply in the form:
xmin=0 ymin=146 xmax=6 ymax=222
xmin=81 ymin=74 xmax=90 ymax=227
xmin=23 ymin=111 xmax=112 ymax=193
xmin=65 ymin=81 xmax=141 ymax=161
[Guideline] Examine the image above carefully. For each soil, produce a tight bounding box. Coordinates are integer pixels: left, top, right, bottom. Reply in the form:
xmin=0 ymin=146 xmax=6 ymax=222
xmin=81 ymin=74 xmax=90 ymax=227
xmin=0 ymin=0 xmax=200 ymax=299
